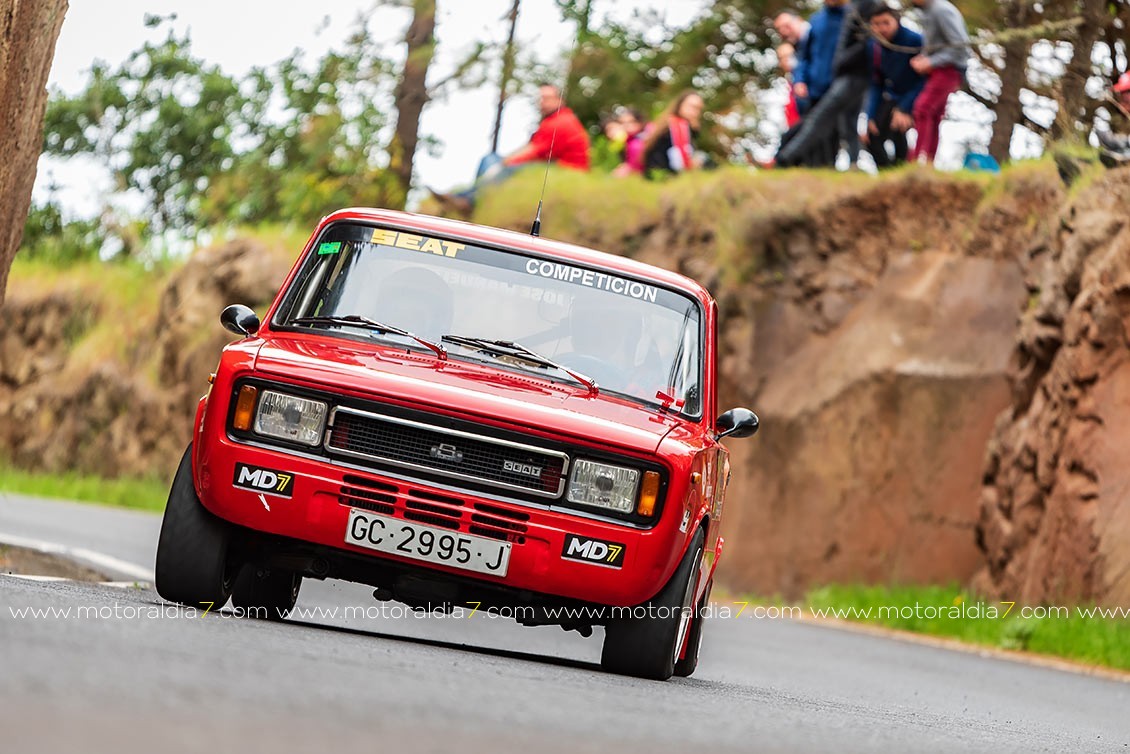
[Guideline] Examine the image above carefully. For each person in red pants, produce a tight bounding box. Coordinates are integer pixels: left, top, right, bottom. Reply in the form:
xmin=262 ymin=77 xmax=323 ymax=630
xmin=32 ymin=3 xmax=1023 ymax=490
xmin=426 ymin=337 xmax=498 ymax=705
xmin=909 ymin=0 xmax=970 ymax=164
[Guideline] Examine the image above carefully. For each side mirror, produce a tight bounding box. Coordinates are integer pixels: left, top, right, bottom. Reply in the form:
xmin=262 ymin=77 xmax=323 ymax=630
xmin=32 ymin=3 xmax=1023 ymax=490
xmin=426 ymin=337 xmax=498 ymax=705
xmin=716 ymin=408 xmax=759 ymax=440
xmin=220 ymin=304 xmax=260 ymax=336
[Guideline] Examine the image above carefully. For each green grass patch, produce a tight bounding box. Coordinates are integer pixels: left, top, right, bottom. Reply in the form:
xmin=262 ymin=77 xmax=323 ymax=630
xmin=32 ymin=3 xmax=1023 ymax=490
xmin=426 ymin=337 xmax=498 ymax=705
xmin=792 ymin=583 xmax=1130 ymax=672
xmin=467 ymin=162 xmax=1060 ymax=286
xmin=0 ymin=463 xmax=168 ymax=512
xmin=208 ymin=222 xmax=312 ymax=267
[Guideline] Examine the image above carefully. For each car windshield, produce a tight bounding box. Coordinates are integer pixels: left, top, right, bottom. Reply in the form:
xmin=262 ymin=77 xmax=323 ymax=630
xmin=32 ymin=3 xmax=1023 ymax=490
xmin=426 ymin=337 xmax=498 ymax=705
xmin=275 ymin=222 xmax=704 ymax=416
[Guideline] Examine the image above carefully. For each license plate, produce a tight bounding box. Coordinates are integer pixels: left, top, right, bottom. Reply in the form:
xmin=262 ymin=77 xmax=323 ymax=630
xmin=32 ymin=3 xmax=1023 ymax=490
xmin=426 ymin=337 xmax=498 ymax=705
xmin=344 ymin=509 xmax=511 ymax=577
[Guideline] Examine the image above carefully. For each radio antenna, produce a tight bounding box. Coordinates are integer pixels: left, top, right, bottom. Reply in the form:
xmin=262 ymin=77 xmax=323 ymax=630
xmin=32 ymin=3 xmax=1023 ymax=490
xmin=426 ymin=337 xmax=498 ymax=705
xmin=531 ymin=199 xmax=544 ymax=237
xmin=530 ymin=81 xmax=568 ymax=237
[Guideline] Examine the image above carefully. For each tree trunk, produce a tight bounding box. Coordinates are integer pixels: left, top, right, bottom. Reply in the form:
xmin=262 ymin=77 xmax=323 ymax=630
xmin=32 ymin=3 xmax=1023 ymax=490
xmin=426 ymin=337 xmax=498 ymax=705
xmin=1057 ymin=0 xmax=1106 ymax=140
xmin=563 ymin=0 xmax=592 ymax=102
xmin=988 ymin=37 xmax=1029 ymax=164
xmin=0 ymin=0 xmax=68 ymax=304
xmin=491 ymin=0 xmax=521 ymax=154
xmin=388 ymin=0 xmax=436 ymax=208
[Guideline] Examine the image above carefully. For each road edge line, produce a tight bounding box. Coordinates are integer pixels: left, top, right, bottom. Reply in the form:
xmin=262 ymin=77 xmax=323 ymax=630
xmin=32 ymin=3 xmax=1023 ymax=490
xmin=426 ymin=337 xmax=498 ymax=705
xmin=787 ymin=611 xmax=1130 ymax=685
xmin=0 ymin=531 xmax=155 ymax=583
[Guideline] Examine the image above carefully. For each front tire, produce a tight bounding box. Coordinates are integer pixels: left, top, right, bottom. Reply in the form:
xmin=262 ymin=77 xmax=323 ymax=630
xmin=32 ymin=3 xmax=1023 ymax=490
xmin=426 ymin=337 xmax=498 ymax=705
xmin=231 ymin=565 xmax=301 ymax=620
xmin=155 ymin=444 xmax=238 ymax=610
xmin=601 ymin=529 xmax=705 ymax=681
xmin=674 ymin=578 xmax=711 ymax=678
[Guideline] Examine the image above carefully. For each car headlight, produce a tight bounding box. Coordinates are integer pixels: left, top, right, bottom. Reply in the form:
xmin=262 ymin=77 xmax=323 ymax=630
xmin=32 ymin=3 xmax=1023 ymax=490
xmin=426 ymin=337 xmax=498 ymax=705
xmin=253 ymin=390 xmax=328 ymax=447
xmin=567 ymin=459 xmax=640 ymax=513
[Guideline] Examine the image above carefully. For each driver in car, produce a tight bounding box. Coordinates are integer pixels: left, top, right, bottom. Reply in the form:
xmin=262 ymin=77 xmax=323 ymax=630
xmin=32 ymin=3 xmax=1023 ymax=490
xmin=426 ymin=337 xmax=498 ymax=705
xmin=370 ymin=266 xmax=455 ymax=339
xmin=564 ymin=301 xmax=652 ymax=395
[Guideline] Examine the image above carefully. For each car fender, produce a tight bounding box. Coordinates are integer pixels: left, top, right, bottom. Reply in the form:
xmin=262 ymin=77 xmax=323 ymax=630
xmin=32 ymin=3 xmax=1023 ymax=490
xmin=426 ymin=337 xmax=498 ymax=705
xmin=192 ymin=394 xmax=207 ymax=471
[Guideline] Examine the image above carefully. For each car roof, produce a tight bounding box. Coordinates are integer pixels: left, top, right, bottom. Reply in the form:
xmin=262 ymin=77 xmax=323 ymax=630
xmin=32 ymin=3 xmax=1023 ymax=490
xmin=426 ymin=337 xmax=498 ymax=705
xmin=322 ymin=207 xmax=714 ymax=306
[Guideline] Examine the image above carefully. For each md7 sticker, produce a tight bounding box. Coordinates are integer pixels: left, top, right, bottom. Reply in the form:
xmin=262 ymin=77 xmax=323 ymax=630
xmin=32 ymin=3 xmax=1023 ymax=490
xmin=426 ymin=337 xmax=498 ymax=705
xmin=562 ymin=534 xmax=626 ymax=568
xmin=233 ymin=463 xmax=294 ymax=498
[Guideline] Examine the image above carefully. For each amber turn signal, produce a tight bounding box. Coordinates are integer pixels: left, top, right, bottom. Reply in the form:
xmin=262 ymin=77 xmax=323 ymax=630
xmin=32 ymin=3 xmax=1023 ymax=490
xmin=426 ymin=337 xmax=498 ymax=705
xmin=232 ymin=385 xmax=258 ymax=431
xmin=637 ymin=471 xmax=661 ymax=517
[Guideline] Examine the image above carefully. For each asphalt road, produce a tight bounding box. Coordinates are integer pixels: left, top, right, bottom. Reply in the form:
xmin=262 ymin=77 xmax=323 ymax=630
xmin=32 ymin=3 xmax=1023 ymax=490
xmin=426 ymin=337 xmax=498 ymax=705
xmin=2 ymin=491 xmax=1128 ymax=753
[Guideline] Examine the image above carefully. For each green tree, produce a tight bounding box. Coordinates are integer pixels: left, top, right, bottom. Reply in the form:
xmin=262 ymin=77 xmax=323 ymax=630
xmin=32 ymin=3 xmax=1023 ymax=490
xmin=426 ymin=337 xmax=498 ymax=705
xmin=956 ymin=0 xmax=1128 ymax=162
xmin=201 ymin=15 xmax=400 ymax=226
xmin=557 ymin=0 xmax=796 ymax=159
xmin=44 ymin=16 xmax=246 ymax=233
xmin=43 ymin=6 xmax=490 ymax=235
xmin=21 ymin=198 xmax=107 ymax=264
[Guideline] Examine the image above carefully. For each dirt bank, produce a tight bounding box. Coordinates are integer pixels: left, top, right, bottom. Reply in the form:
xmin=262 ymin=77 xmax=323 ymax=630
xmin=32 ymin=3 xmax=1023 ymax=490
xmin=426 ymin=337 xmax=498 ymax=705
xmin=974 ymin=171 xmax=1130 ymax=606
xmin=0 ymin=544 xmax=111 ymax=582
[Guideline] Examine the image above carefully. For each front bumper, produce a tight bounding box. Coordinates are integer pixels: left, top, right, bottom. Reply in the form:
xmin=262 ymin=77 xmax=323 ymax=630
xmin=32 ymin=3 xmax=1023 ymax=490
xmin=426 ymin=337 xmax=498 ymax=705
xmin=195 ymin=435 xmax=685 ymax=607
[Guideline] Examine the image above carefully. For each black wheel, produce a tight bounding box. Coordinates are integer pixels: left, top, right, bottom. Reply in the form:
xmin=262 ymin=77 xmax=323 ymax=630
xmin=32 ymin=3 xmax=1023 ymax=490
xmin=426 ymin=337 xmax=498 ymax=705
xmin=601 ymin=529 xmax=705 ymax=681
xmin=674 ymin=578 xmax=712 ymax=678
xmin=155 ymin=444 xmax=238 ymax=610
xmin=231 ymin=564 xmax=302 ymax=621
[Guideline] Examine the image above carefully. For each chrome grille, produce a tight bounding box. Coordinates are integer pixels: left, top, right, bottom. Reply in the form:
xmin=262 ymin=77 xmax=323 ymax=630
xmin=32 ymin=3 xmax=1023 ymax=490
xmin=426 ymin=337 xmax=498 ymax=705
xmin=325 ymin=407 xmax=568 ymax=498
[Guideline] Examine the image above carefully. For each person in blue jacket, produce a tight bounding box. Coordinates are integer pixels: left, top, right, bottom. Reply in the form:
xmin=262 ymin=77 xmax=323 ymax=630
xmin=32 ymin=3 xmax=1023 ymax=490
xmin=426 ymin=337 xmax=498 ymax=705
xmin=861 ymin=3 xmax=925 ymax=169
xmin=778 ymin=0 xmax=849 ymax=167
xmin=777 ymin=0 xmax=877 ymax=169
xmin=792 ymin=0 xmax=846 ymax=110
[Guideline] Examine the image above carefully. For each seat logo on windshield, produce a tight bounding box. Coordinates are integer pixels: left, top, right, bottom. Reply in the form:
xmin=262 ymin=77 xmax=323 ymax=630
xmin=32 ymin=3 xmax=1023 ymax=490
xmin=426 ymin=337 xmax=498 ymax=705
xmin=371 ymin=228 xmax=465 ymax=259
xmin=430 ymin=443 xmax=463 ymax=464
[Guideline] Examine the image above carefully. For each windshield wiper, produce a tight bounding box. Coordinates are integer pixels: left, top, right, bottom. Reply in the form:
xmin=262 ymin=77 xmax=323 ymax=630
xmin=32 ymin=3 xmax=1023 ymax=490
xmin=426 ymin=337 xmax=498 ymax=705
xmin=441 ymin=335 xmax=598 ymax=394
xmin=292 ymin=315 xmax=446 ymax=360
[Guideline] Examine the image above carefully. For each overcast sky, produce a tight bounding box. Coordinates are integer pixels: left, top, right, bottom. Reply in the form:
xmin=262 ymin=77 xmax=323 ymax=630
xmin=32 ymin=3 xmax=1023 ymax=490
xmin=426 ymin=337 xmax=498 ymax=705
xmin=39 ymin=0 xmax=707 ymax=217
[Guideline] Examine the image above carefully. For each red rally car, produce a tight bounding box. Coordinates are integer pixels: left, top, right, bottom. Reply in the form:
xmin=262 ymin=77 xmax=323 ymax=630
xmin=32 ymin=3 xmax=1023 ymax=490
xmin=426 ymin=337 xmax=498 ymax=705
xmin=155 ymin=209 xmax=758 ymax=680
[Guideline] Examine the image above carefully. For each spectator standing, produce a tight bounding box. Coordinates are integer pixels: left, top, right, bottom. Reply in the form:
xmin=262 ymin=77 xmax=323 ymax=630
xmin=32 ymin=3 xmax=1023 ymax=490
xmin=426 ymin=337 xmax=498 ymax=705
xmin=776 ymin=0 xmax=877 ymax=169
xmin=773 ymin=11 xmax=811 ymax=113
xmin=777 ymin=43 xmax=803 ymax=129
xmin=791 ymin=1 xmax=844 ymax=114
xmin=773 ymin=11 xmax=809 ymax=48
xmin=830 ymin=0 xmax=878 ymax=169
xmin=773 ymin=1 xmax=848 ymax=167
xmin=642 ymin=91 xmax=705 ymax=177
xmin=909 ymin=0 xmax=971 ymax=165
xmin=861 ymin=4 xmax=925 ymax=168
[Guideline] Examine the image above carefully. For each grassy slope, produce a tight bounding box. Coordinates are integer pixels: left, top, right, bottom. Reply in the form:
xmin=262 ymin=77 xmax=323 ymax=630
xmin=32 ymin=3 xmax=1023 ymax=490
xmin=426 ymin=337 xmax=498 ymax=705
xmin=475 ymin=165 xmax=890 ymax=277
xmin=783 ymin=584 xmax=1130 ymax=672
xmin=2 ymin=258 xmax=173 ymax=510
xmin=0 ymin=463 xmax=169 ymax=511
xmin=1 ymin=225 xmax=311 ymax=511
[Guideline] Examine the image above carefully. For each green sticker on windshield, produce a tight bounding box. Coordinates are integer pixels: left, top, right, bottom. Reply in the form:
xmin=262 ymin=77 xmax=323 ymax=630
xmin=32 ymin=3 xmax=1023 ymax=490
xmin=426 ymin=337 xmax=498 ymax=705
xmin=318 ymin=241 xmax=342 ymax=256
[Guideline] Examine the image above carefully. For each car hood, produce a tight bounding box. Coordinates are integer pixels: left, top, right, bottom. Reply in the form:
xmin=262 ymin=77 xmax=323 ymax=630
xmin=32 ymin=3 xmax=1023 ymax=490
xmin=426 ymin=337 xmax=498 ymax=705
xmin=252 ymin=335 xmax=683 ymax=454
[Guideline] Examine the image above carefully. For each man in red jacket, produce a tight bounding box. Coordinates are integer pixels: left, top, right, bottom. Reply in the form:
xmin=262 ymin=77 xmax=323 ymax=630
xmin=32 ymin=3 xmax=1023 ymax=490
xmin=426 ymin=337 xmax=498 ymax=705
xmin=506 ymin=83 xmax=590 ymax=171
xmin=432 ymin=83 xmax=590 ymax=216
